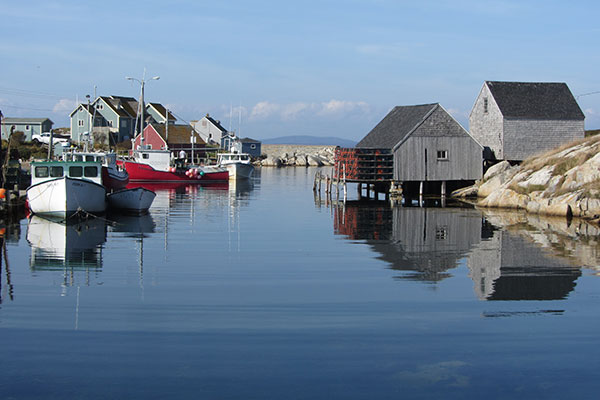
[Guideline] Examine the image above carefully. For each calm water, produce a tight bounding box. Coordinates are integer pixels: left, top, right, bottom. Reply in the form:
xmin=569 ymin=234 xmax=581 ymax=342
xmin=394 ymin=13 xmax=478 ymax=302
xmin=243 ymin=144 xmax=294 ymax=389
xmin=1 ymin=167 xmax=600 ymax=399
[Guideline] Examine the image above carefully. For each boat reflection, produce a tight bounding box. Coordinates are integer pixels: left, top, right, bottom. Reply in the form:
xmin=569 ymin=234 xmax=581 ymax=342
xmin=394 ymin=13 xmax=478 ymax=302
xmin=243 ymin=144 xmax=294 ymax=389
xmin=333 ymin=201 xmax=584 ymax=301
xmin=26 ymin=215 xmax=107 ymax=271
xmin=107 ymin=211 xmax=156 ymax=238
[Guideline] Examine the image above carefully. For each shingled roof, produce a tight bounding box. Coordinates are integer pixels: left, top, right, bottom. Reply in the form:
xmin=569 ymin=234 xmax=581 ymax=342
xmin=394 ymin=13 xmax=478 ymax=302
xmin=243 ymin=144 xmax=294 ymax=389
xmin=148 ymin=103 xmax=176 ymax=121
xmin=486 ymin=81 xmax=584 ymax=120
xmin=356 ymin=103 xmax=439 ymax=148
xmin=151 ymin=123 xmax=206 ymax=146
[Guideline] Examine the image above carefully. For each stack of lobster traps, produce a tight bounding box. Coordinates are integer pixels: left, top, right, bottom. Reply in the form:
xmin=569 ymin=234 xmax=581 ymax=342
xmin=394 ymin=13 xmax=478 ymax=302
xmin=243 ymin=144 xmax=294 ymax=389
xmin=334 ymin=147 xmax=393 ymax=181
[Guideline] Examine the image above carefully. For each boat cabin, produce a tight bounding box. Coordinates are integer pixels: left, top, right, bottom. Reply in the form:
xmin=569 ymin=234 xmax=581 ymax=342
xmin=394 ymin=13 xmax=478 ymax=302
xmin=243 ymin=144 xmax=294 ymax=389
xmin=131 ymin=149 xmax=172 ymax=172
xmin=218 ymin=153 xmax=251 ymax=164
xmin=63 ymin=151 xmax=118 ymax=167
xmin=31 ymin=160 xmax=104 ymax=187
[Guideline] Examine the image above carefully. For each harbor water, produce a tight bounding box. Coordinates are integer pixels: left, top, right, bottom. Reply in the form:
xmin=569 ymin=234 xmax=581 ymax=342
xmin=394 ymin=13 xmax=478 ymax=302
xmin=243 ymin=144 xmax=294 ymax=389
xmin=1 ymin=167 xmax=600 ymax=399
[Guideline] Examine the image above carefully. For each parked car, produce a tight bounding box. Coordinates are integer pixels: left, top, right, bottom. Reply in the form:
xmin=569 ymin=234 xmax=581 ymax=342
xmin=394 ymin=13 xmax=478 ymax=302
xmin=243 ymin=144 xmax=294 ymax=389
xmin=32 ymin=132 xmax=70 ymax=146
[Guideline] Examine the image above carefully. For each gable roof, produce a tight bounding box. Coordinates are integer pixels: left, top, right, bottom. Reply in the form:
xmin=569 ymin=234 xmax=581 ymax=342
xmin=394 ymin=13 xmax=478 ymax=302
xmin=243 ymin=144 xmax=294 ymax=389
xmin=98 ymin=96 xmax=136 ymax=118
xmin=356 ymin=104 xmax=438 ymax=148
xmin=150 ymin=123 xmax=207 ymax=146
xmin=240 ymin=137 xmax=260 ymax=143
xmin=147 ymin=103 xmax=176 ymax=122
xmin=485 ymin=81 xmax=584 ymax=120
xmin=205 ymin=115 xmax=227 ymax=133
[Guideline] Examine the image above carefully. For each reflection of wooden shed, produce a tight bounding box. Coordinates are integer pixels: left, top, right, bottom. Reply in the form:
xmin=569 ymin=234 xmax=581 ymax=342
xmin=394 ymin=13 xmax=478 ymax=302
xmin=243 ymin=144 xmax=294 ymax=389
xmin=336 ymin=103 xmax=483 ymax=195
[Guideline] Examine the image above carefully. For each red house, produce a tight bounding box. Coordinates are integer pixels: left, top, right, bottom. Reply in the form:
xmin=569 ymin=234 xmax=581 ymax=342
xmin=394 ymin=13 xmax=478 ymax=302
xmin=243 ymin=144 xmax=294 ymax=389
xmin=132 ymin=123 xmax=210 ymax=163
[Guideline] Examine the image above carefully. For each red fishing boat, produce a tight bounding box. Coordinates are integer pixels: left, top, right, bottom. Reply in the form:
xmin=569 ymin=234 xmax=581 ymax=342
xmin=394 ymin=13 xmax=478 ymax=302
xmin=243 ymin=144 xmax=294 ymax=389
xmin=118 ymin=148 xmax=228 ymax=182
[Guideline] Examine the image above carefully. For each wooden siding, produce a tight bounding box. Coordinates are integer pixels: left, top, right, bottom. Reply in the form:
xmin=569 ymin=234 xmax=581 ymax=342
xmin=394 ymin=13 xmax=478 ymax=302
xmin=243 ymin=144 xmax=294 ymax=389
xmin=394 ymin=135 xmax=482 ymax=181
xmin=134 ymin=125 xmax=167 ymax=150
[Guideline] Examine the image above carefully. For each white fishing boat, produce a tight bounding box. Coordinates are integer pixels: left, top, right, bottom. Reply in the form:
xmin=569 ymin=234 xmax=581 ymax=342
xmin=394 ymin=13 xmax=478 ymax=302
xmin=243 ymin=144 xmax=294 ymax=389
xmin=217 ymin=152 xmax=254 ymax=180
xmin=27 ymin=159 xmax=107 ymax=218
xmin=107 ymin=187 xmax=156 ymax=214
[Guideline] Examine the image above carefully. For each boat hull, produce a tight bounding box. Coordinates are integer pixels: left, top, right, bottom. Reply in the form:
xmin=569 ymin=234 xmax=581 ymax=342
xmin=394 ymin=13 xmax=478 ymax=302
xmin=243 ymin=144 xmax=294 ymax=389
xmin=102 ymin=166 xmax=129 ymax=190
xmin=225 ymin=162 xmax=254 ymax=179
xmin=27 ymin=176 xmax=107 ymax=218
xmin=107 ymin=187 xmax=156 ymax=214
xmin=119 ymin=160 xmax=228 ymax=182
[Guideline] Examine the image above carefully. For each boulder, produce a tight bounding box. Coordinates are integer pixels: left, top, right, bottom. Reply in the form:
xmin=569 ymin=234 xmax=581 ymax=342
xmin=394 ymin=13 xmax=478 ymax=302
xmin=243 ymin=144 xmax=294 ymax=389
xmin=307 ymin=155 xmax=324 ymax=166
xmin=261 ymin=156 xmax=282 ymax=167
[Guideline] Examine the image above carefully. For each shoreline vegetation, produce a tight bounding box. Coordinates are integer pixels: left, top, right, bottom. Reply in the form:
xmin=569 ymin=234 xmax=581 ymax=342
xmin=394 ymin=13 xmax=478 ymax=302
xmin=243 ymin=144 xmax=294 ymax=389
xmin=454 ymin=134 xmax=600 ymax=222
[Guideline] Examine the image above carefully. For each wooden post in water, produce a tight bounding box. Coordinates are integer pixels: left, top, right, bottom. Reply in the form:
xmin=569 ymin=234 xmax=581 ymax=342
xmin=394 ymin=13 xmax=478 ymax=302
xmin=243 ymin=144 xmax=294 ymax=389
xmin=343 ymin=163 xmax=347 ymax=202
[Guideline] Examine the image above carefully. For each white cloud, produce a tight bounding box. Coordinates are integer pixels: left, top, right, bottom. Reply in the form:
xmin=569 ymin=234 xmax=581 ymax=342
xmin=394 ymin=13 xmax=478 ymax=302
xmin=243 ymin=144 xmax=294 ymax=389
xmin=281 ymin=102 xmax=311 ymax=120
xmin=318 ymin=99 xmax=370 ymax=116
xmin=53 ymin=98 xmax=77 ymax=113
xmin=250 ymin=101 xmax=280 ymax=120
xmin=248 ymin=99 xmax=370 ymax=121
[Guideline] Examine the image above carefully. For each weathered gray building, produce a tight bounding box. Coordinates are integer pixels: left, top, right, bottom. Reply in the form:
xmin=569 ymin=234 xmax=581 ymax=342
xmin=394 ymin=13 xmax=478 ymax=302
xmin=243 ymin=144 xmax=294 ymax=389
xmin=357 ymin=103 xmax=483 ymax=188
xmin=469 ymin=81 xmax=585 ymax=162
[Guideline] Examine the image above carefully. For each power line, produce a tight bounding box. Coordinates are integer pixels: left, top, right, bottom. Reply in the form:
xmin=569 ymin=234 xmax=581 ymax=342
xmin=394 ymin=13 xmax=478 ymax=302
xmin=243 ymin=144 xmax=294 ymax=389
xmin=0 ymin=85 xmax=70 ymax=99
xmin=576 ymin=91 xmax=600 ymax=99
xmin=0 ymin=104 xmax=56 ymax=112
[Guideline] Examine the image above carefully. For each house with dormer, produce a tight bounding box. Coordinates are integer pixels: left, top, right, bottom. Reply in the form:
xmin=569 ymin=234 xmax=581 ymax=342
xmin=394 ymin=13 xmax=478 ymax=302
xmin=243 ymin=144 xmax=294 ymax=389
xmin=469 ymin=81 xmax=585 ymax=162
xmin=70 ymin=96 xmax=175 ymax=145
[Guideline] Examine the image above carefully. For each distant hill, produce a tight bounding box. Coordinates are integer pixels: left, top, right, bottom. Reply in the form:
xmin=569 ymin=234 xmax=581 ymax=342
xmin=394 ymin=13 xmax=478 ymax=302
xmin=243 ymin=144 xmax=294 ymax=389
xmin=261 ymin=135 xmax=357 ymax=147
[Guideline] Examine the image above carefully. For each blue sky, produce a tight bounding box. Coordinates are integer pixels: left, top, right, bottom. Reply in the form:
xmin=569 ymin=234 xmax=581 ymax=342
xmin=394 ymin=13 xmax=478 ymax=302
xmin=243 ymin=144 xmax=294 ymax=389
xmin=1 ymin=0 xmax=599 ymax=141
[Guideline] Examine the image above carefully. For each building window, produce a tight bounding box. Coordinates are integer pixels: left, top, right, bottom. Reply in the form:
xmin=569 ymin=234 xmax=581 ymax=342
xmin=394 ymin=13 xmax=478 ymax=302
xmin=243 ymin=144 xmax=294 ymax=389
xmin=483 ymin=97 xmax=488 ymax=113
xmin=437 ymin=150 xmax=448 ymax=160
xmin=121 ymin=120 xmax=127 ymax=128
xmin=436 ymin=226 xmax=448 ymax=240
xmin=78 ymin=119 xmax=84 ymax=127
xmin=96 ymin=104 xmax=104 ymax=110
xmin=250 ymin=144 xmax=256 ymax=149
xmin=108 ymin=120 xmax=113 ymax=127
xmin=25 ymin=125 xmax=30 ymax=131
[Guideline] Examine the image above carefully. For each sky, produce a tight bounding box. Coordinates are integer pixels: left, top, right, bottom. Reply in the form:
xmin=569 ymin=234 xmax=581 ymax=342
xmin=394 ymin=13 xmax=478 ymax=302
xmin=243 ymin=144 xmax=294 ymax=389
xmin=1 ymin=0 xmax=599 ymax=141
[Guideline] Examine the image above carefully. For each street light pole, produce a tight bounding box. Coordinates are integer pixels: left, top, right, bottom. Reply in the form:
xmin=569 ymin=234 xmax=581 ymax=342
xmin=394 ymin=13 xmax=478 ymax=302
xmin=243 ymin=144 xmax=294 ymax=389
xmin=126 ymin=71 xmax=159 ymax=149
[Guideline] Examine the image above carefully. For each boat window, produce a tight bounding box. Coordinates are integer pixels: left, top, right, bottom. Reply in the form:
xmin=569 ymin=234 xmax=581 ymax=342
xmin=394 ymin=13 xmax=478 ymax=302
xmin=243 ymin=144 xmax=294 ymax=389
xmin=50 ymin=166 xmax=64 ymax=177
xmin=84 ymin=166 xmax=98 ymax=177
xmin=97 ymin=156 xmax=105 ymax=164
xmin=34 ymin=166 xmax=49 ymax=178
xmin=142 ymin=153 xmax=149 ymax=159
xmin=69 ymin=166 xmax=83 ymax=177
xmin=75 ymin=155 xmax=83 ymax=162
xmin=85 ymin=155 xmax=95 ymax=162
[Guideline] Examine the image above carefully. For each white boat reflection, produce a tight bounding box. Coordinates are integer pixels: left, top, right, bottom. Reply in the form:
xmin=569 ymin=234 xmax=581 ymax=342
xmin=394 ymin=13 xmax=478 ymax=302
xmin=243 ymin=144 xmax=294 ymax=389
xmin=26 ymin=215 xmax=107 ymax=270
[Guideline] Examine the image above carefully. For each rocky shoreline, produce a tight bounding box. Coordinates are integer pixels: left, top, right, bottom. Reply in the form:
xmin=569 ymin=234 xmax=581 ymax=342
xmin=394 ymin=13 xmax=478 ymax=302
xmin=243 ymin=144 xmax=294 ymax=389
xmin=454 ymin=135 xmax=600 ymax=221
xmin=259 ymin=144 xmax=337 ymax=167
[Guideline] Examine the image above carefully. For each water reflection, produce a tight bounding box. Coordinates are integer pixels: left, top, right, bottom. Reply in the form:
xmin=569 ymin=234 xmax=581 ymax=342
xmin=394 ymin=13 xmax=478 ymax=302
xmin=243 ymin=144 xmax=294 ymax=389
xmin=334 ymin=201 xmax=482 ymax=282
xmin=332 ymin=201 xmax=589 ymax=300
xmin=26 ymin=215 xmax=107 ymax=271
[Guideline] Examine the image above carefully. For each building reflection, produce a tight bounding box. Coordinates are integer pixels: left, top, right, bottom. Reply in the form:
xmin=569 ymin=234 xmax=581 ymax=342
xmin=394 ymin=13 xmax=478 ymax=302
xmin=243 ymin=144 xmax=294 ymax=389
xmin=334 ymin=201 xmax=482 ymax=282
xmin=332 ymin=201 xmax=584 ymax=300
